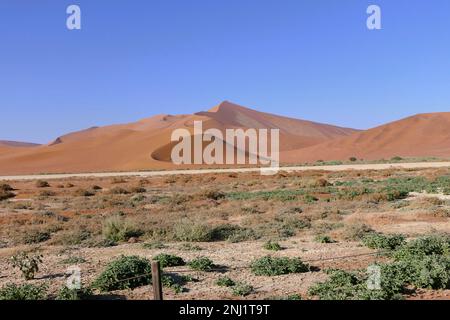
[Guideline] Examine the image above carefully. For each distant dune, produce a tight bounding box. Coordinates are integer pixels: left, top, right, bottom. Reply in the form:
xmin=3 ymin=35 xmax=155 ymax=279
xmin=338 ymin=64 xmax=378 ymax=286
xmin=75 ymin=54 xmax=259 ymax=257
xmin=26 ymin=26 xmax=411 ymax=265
xmin=0 ymin=102 xmax=448 ymax=175
xmin=283 ymin=112 xmax=450 ymax=163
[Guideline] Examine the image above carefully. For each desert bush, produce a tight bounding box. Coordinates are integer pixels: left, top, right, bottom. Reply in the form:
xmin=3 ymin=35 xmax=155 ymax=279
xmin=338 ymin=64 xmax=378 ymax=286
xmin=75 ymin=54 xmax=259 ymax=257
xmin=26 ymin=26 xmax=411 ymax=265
xmin=73 ymin=188 xmax=95 ymax=197
xmin=111 ymin=177 xmax=127 ymax=184
xmin=263 ymin=240 xmax=282 ymax=251
xmin=10 ymin=252 xmax=43 ymax=280
xmin=393 ymin=235 xmax=449 ymax=261
xmin=232 ymin=282 xmax=254 ymax=296
xmin=102 ymin=216 xmax=143 ymax=243
xmin=130 ymin=186 xmax=146 ymax=194
xmin=343 ymin=223 xmax=374 ymax=241
xmin=57 ymin=286 xmax=93 ymax=300
xmin=152 ymin=253 xmax=185 ymax=268
xmin=362 ymin=233 xmax=406 ymax=250
xmin=308 ymin=269 xmax=403 ymax=300
xmin=188 ymin=257 xmax=215 ymax=271
xmin=196 ymin=189 xmax=225 ymax=201
xmin=142 ymin=241 xmax=167 ymax=249
xmin=38 ymin=190 xmax=56 ymax=197
xmin=0 ymin=190 xmax=15 ymax=201
xmin=0 ymin=183 xmax=13 ymax=191
xmin=91 ymin=185 xmax=102 ymax=190
xmin=226 ymin=227 xmax=259 ymax=243
xmin=0 ymin=284 xmax=47 ymax=300
xmin=161 ymin=273 xmax=194 ymax=294
xmin=314 ymin=235 xmax=335 ymax=244
xmin=251 ymin=256 xmax=309 ymax=276
xmin=36 ymin=180 xmax=50 ymax=188
xmin=92 ymin=255 xmax=152 ymax=291
xmin=109 ymin=187 xmax=130 ymax=195
xmin=22 ymin=229 xmax=51 ymax=244
xmin=52 ymin=228 xmax=92 ymax=246
xmin=349 ymin=157 xmax=357 ymax=162
xmin=266 ymin=294 xmax=302 ymax=300
xmin=315 ymin=179 xmax=330 ymax=187
xmin=216 ymin=276 xmax=235 ymax=287
xmin=173 ymin=220 xmax=212 ymax=242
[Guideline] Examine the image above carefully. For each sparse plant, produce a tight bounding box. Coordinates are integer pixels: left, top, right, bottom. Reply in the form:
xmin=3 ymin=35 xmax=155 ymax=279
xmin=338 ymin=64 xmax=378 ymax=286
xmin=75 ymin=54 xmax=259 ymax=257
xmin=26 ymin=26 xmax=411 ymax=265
xmin=10 ymin=251 xmax=43 ymax=280
xmin=188 ymin=257 xmax=215 ymax=272
xmin=102 ymin=216 xmax=143 ymax=242
xmin=216 ymin=276 xmax=235 ymax=287
xmin=57 ymin=286 xmax=93 ymax=300
xmin=232 ymin=282 xmax=254 ymax=296
xmin=92 ymin=255 xmax=152 ymax=291
xmin=35 ymin=180 xmax=50 ymax=188
xmin=251 ymin=256 xmax=309 ymax=276
xmin=0 ymin=283 xmax=47 ymax=300
xmin=263 ymin=240 xmax=282 ymax=251
xmin=153 ymin=253 xmax=185 ymax=268
xmin=314 ymin=235 xmax=335 ymax=244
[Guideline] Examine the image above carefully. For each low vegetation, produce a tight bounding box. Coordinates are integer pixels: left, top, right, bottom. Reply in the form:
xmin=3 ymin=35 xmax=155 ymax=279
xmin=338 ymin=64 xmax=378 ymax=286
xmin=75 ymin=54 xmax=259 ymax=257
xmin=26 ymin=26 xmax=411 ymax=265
xmin=251 ymin=256 xmax=309 ymax=276
xmin=92 ymin=255 xmax=152 ymax=291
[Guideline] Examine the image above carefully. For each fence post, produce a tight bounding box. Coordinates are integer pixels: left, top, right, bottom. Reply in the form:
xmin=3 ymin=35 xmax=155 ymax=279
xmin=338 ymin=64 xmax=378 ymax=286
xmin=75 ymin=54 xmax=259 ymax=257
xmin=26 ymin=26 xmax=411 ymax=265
xmin=151 ymin=261 xmax=163 ymax=300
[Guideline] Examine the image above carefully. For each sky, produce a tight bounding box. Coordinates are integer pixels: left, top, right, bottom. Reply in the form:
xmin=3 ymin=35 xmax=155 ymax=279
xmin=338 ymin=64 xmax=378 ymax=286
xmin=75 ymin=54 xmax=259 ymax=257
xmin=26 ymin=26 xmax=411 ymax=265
xmin=1 ymin=0 xmax=450 ymax=143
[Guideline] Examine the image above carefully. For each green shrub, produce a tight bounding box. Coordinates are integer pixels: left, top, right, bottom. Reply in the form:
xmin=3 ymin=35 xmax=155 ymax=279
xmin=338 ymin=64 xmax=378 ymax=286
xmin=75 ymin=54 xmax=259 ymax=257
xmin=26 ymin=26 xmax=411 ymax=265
xmin=393 ymin=235 xmax=449 ymax=260
xmin=92 ymin=255 xmax=152 ymax=291
xmin=263 ymin=240 xmax=282 ymax=251
xmin=173 ymin=220 xmax=212 ymax=242
xmin=216 ymin=276 xmax=235 ymax=287
xmin=304 ymin=194 xmax=319 ymax=203
xmin=232 ymin=282 xmax=254 ymax=296
xmin=0 ymin=284 xmax=47 ymax=300
xmin=102 ymin=216 xmax=143 ymax=242
xmin=251 ymin=256 xmax=309 ymax=276
xmin=308 ymin=269 xmax=404 ymax=300
xmin=314 ymin=235 xmax=336 ymax=244
xmin=362 ymin=233 xmax=406 ymax=250
xmin=10 ymin=252 xmax=43 ymax=280
xmin=161 ymin=273 xmax=194 ymax=294
xmin=153 ymin=253 xmax=185 ymax=268
xmin=188 ymin=257 xmax=215 ymax=272
xmin=227 ymin=228 xmax=259 ymax=243
xmin=57 ymin=286 xmax=93 ymax=300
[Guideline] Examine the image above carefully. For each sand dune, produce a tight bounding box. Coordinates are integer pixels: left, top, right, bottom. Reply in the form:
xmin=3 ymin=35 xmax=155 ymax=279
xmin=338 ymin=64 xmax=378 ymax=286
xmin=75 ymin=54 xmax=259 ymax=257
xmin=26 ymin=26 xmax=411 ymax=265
xmin=0 ymin=101 xmax=357 ymax=175
xmin=283 ymin=112 xmax=450 ymax=163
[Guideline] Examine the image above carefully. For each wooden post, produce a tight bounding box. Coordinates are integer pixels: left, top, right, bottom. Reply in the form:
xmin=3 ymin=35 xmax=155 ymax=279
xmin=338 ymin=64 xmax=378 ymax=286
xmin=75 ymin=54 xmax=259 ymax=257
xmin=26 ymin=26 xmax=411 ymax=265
xmin=151 ymin=261 xmax=163 ymax=300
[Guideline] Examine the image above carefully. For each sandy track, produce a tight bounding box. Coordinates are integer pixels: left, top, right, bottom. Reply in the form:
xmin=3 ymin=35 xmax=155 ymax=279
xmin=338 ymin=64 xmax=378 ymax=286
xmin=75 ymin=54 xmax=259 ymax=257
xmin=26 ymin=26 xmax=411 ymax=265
xmin=1 ymin=162 xmax=450 ymax=181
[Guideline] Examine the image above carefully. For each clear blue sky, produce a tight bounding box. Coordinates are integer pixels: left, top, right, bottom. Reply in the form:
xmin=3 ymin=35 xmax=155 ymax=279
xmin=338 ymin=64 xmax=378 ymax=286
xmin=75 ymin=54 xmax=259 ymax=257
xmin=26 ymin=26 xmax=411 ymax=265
xmin=1 ymin=0 xmax=450 ymax=143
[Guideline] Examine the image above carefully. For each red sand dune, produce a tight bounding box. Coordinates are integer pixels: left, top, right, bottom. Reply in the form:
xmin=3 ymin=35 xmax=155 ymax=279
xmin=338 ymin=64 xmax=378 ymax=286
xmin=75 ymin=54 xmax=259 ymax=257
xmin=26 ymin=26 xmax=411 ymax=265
xmin=283 ymin=112 xmax=450 ymax=163
xmin=0 ymin=101 xmax=356 ymax=175
xmin=0 ymin=102 xmax=448 ymax=175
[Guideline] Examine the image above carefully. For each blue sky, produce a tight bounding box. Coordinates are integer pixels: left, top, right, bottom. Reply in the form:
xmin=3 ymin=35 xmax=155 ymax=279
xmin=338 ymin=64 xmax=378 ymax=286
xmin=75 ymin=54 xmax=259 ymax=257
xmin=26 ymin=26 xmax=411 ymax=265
xmin=1 ymin=0 xmax=450 ymax=143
